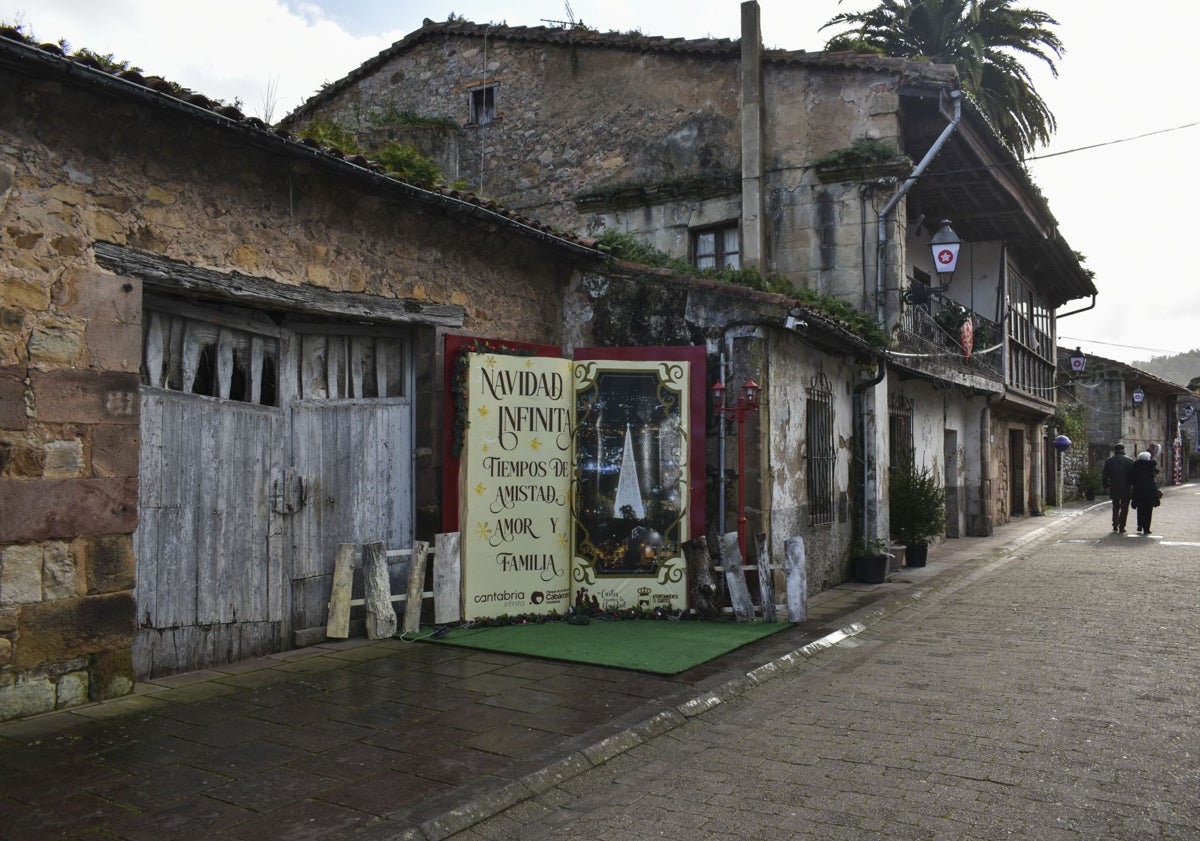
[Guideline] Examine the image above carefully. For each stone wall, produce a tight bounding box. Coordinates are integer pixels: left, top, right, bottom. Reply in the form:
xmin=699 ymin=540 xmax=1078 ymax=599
xmin=1 ymin=63 xmax=575 ymax=718
xmin=301 ymin=36 xmax=741 ymax=229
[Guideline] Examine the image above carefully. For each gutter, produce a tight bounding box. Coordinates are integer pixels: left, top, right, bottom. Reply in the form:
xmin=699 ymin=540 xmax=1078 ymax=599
xmin=875 ymin=89 xmax=963 ymax=326
xmin=1056 ymin=294 xmax=1096 ymax=319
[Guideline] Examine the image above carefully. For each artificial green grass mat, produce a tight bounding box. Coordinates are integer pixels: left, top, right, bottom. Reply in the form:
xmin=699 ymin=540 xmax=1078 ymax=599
xmin=423 ymin=619 xmax=790 ymax=674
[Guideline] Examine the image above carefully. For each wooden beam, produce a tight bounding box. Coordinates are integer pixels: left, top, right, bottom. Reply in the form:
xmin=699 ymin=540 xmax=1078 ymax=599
xmin=94 ymin=242 xmax=466 ymax=327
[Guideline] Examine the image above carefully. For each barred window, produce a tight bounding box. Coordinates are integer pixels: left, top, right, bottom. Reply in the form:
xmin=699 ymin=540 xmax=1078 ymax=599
xmin=806 ymin=373 xmax=835 ymax=526
xmin=889 ymin=393 xmax=914 ymax=470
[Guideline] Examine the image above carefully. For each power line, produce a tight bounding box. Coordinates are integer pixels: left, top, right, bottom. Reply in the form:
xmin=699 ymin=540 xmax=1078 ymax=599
xmin=1026 ymin=121 xmax=1198 ymax=163
xmin=1060 ymin=336 xmax=1200 ymax=358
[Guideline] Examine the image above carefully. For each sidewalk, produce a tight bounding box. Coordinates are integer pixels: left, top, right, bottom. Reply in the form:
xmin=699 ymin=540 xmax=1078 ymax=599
xmin=0 ymin=505 xmax=1096 ymax=841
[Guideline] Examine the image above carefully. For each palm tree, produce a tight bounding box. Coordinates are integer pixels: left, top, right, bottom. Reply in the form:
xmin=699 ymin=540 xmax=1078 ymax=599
xmin=822 ymin=0 xmax=1064 ymax=159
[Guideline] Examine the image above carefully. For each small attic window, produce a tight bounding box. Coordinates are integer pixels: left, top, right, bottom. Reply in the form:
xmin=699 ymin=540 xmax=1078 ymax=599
xmin=469 ymin=85 xmax=497 ymax=125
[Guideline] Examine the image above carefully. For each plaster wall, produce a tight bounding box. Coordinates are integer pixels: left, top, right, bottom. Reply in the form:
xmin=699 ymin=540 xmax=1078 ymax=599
xmin=887 ymin=376 xmax=983 ymax=541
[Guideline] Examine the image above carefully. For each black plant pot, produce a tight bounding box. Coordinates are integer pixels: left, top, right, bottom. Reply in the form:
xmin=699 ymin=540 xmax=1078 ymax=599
xmin=904 ymin=543 xmax=928 ymax=568
xmin=853 ymin=554 xmax=889 ymax=584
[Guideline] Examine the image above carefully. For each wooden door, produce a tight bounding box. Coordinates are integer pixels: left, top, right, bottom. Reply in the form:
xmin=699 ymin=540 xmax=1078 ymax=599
xmin=135 ymin=303 xmax=414 ymax=674
xmin=287 ymin=330 xmax=413 ymax=645
xmin=134 ymin=303 xmax=285 ymax=677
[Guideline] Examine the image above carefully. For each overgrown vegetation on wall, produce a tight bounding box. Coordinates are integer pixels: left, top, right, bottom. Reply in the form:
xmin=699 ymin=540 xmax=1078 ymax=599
xmin=296 ymin=118 xmax=444 ymax=189
xmin=595 ymin=230 xmax=890 ymax=348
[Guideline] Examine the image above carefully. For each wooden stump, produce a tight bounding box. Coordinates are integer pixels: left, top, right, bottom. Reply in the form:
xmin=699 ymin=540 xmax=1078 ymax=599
xmin=754 ymin=532 xmax=777 ymax=622
xmin=783 ymin=536 xmax=808 ymax=623
xmin=433 ymin=532 xmax=461 ymax=624
xmin=719 ymin=532 xmax=754 ymax=622
xmin=402 ymin=540 xmax=430 ymax=634
xmin=325 ymin=543 xmax=355 ymax=639
xmin=363 ymin=540 xmax=397 ymax=638
xmin=683 ymin=536 xmax=721 ymax=618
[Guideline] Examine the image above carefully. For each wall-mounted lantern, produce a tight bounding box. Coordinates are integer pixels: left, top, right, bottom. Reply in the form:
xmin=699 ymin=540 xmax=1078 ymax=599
xmin=1132 ymin=387 xmax=1145 ymax=407
xmin=930 ymin=219 xmax=962 ymax=286
xmin=1069 ymin=347 xmax=1086 ymax=374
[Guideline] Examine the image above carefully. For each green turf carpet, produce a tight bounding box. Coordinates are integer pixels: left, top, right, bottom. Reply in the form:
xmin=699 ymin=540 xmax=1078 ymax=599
xmin=422 ymin=619 xmax=790 ymax=674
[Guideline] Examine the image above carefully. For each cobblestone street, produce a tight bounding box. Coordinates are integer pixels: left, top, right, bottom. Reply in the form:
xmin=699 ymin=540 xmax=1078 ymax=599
xmin=452 ymin=490 xmax=1200 ymax=840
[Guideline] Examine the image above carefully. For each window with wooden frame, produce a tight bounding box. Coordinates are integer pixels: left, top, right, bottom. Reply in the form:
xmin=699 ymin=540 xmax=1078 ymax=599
xmin=468 ymin=84 xmax=497 ymax=125
xmin=806 ymin=373 xmax=835 ymax=526
xmin=692 ymin=224 xmax=740 ymax=270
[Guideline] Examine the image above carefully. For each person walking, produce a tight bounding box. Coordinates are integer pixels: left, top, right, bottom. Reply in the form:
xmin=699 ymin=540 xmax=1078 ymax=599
xmin=1101 ymin=443 xmax=1134 ymax=532
xmin=1129 ymin=451 xmax=1161 ymax=534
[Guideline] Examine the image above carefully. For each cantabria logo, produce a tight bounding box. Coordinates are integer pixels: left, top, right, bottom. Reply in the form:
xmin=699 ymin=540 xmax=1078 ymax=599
xmin=473 ymin=591 xmax=525 ymax=603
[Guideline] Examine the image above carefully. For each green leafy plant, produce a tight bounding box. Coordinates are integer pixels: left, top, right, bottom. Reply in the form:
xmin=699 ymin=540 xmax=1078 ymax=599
xmin=849 ymin=536 xmax=890 ymax=558
xmin=296 ymin=119 xmax=444 ymax=187
xmin=1078 ymin=463 xmax=1103 ymax=497
xmin=812 ymin=137 xmax=903 ymax=170
xmin=889 ymin=458 xmax=947 ymax=546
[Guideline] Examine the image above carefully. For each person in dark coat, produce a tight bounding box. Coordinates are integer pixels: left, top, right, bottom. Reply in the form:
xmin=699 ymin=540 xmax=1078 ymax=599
xmin=1129 ymin=451 xmax=1160 ymax=534
xmin=1101 ymin=443 xmax=1134 ymax=532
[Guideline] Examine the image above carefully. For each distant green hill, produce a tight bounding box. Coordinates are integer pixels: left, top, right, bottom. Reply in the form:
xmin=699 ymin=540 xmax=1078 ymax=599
xmin=1131 ymin=349 xmax=1200 ymax=388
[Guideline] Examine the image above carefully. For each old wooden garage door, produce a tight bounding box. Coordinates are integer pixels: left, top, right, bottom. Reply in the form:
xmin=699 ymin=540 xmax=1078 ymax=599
xmin=134 ymin=298 xmax=412 ymax=677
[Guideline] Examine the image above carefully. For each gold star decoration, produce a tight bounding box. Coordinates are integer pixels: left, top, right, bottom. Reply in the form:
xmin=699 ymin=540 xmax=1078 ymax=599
xmin=475 ymin=522 xmax=492 ymax=541
xmin=477 ymin=405 xmax=489 ymax=417
xmin=529 ymin=437 xmax=542 ymax=451
xmin=474 ymin=482 xmax=487 ymax=496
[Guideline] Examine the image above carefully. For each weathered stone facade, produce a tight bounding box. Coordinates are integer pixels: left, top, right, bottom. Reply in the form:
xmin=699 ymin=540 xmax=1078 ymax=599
xmin=0 ymin=39 xmax=596 ymax=719
xmin=284 ymin=12 xmax=1098 ymax=545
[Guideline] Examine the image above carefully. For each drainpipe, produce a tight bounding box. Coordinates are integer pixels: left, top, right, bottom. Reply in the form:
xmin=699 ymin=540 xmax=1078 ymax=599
xmin=853 ymin=359 xmax=888 ymax=541
xmin=875 ymin=89 xmax=963 ymax=327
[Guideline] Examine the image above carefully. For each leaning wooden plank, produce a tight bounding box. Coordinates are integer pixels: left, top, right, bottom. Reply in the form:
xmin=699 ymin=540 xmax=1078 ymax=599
xmin=325 ymin=543 xmax=355 ymax=639
xmin=754 ymin=532 xmax=777 ymax=622
xmin=402 ymin=540 xmax=431 ymax=634
xmin=783 ymin=536 xmax=808 ymax=623
xmin=433 ymin=532 xmax=461 ymax=624
xmin=362 ymin=541 xmax=397 ymax=639
xmin=719 ymin=532 xmax=755 ymax=622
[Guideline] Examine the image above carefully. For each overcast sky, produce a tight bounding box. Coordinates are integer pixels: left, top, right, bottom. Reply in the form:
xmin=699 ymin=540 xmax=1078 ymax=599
xmin=4 ymin=0 xmax=1197 ymax=368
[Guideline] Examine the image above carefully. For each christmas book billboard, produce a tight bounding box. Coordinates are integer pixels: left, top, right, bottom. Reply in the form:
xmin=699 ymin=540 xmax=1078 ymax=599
xmin=456 ymin=344 xmax=705 ymax=620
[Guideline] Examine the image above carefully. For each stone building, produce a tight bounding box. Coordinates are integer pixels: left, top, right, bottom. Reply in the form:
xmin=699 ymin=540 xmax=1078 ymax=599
xmin=0 ymin=26 xmax=881 ymax=719
xmin=282 ymin=2 xmax=1097 ymax=543
xmin=1055 ymin=348 xmax=1190 ymax=486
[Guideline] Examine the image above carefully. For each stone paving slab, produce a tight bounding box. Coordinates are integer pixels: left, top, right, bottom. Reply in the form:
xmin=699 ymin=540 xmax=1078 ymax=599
xmin=0 ymin=505 xmax=1097 ymax=841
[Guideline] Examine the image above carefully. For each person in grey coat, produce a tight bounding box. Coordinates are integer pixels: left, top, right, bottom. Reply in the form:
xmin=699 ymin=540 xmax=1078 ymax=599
xmin=1101 ymin=443 xmax=1134 ymax=532
xmin=1129 ymin=451 xmax=1161 ymax=534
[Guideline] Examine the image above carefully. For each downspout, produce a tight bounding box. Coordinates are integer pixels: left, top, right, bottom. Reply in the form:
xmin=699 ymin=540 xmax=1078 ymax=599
xmin=853 ymin=358 xmax=888 ymax=541
xmin=875 ymin=89 xmax=963 ymax=326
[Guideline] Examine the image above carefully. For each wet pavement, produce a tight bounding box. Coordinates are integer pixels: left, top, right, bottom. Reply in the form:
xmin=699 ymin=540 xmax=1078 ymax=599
xmin=0 ymin=502 xmax=1110 ymax=841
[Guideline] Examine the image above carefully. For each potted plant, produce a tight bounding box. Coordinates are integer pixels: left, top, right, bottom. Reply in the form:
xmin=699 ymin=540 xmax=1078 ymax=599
xmin=1078 ymin=463 xmax=1103 ymax=501
xmin=889 ymin=459 xmax=947 ymax=568
xmin=849 ymin=536 xmax=892 ymax=584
